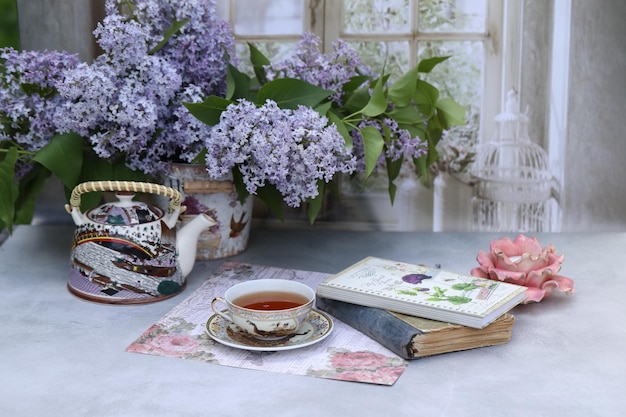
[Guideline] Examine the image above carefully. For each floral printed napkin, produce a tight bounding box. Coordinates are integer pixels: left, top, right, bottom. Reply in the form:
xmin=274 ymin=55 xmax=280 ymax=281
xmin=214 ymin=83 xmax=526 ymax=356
xmin=126 ymin=260 xmax=408 ymax=385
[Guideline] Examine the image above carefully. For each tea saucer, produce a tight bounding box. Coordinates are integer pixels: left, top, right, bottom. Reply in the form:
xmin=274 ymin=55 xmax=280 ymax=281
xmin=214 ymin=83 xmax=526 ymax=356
xmin=205 ymin=309 xmax=333 ymax=352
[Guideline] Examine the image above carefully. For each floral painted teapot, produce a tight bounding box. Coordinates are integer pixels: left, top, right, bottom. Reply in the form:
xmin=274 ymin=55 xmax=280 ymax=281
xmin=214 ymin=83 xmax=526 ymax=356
xmin=65 ymin=181 xmax=215 ymax=304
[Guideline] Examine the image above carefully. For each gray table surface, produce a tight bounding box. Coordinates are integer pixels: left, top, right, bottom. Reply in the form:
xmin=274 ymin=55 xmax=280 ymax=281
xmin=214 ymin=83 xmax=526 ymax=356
xmin=1 ymin=225 xmax=624 ymax=417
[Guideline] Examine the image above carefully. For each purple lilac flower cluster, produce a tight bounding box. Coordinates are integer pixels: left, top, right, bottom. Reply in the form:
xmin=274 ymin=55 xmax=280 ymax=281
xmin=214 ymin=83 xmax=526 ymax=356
xmin=54 ymin=0 xmax=235 ymax=175
xmin=0 ymin=48 xmax=80 ymax=178
xmin=131 ymin=0 xmax=235 ymax=97
xmin=265 ymin=32 xmax=369 ymax=104
xmin=351 ymin=118 xmax=428 ymax=173
xmin=206 ymin=99 xmax=357 ymax=207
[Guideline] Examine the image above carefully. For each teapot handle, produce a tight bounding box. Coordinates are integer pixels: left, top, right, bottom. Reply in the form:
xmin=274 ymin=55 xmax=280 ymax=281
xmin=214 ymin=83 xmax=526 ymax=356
xmin=65 ymin=180 xmax=184 ymax=214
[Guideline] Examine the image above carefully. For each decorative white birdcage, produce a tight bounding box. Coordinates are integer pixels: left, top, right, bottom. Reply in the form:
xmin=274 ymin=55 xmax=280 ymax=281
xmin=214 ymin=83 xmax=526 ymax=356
xmin=471 ymin=90 xmax=560 ymax=232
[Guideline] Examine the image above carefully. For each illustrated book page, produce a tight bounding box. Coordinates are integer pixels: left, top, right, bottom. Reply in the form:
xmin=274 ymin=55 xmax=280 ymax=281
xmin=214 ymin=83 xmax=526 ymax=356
xmin=316 ymin=256 xmax=526 ymax=328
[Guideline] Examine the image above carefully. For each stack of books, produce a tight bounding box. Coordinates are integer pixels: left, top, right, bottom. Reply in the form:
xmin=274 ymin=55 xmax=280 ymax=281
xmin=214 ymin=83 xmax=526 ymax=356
xmin=316 ymin=256 xmax=526 ymax=360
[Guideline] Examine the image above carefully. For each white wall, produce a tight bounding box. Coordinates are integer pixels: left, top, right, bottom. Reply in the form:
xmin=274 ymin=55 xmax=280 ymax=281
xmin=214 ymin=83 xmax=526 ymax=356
xmin=17 ymin=0 xmax=104 ymax=62
xmin=561 ymin=0 xmax=626 ymax=231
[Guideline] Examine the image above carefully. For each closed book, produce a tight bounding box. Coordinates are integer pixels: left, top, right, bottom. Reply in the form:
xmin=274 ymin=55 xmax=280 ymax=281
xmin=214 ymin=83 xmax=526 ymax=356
xmin=316 ymin=256 xmax=526 ymax=329
xmin=316 ymin=297 xmax=515 ymax=360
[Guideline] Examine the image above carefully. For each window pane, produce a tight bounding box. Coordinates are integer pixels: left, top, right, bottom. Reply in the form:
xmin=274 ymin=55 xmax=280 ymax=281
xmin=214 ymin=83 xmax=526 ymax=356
xmin=348 ymin=41 xmax=410 ymax=79
xmin=418 ymin=40 xmax=483 ymax=146
xmin=418 ymin=0 xmax=487 ymax=32
xmin=235 ymin=41 xmax=298 ymax=76
xmin=344 ymin=0 xmax=410 ymax=34
xmin=232 ymin=0 xmax=303 ymax=36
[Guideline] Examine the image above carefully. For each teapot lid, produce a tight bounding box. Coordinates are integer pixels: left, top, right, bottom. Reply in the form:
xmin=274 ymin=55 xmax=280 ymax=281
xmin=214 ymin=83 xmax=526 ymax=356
xmin=86 ymin=192 xmax=164 ymax=225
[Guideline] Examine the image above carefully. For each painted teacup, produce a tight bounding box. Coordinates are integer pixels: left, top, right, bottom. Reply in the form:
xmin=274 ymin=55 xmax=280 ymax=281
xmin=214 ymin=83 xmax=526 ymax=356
xmin=211 ymin=279 xmax=315 ymax=340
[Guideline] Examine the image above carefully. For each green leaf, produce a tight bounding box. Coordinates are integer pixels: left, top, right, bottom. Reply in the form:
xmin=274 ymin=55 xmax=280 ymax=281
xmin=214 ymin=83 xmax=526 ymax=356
xmin=78 ymin=154 xmax=113 ymax=181
xmin=325 ymin=176 xmax=341 ymax=200
xmin=248 ymin=42 xmax=271 ymax=85
xmin=414 ymin=140 xmax=439 ymax=187
xmin=414 ymin=79 xmax=439 ymax=118
xmin=399 ymin=123 xmax=427 ymax=141
xmin=386 ymin=156 xmax=404 ymax=204
xmin=226 ymin=63 xmax=252 ymax=101
xmin=231 ymin=167 xmax=250 ymax=206
xmin=388 ymin=66 xmax=419 ymax=107
xmin=72 ymin=157 xmax=111 ymax=212
xmin=327 ymin=111 xmax=353 ymax=149
xmin=341 ymin=87 xmax=372 ymax=114
xmin=360 ymin=126 xmax=385 ymax=178
xmin=111 ymin=160 xmax=148 ymax=182
xmin=32 ymin=132 xmax=83 ymax=189
xmin=307 ymin=182 xmax=325 ymax=225
xmin=359 ymin=77 xmax=387 ymax=117
xmin=387 ymin=181 xmax=398 ymax=205
xmin=436 ymin=97 xmax=465 ymax=127
xmin=149 ymin=19 xmax=189 ymax=54
xmin=0 ymin=146 xmax=18 ymax=233
xmin=191 ymin=149 xmax=207 ymax=165
xmin=417 ymin=56 xmax=451 ymax=73
xmin=256 ymin=78 xmax=332 ymax=109
xmin=184 ymin=96 xmax=233 ymax=126
xmin=314 ymin=101 xmax=332 ymax=118
xmin=342 ymin=75 xmax=371 ymax=92
xmin=21 ymin=83 xmax=56 ymax=99
xmin=14 ymin=164 xmax=50 ymax=225
xmin=427 ymin=115 xmax=445 ymax=146
xmin=388 ymin=106 xmax=424 ymax=125
xmin=255 ymin=184 xmax=285 ymax=222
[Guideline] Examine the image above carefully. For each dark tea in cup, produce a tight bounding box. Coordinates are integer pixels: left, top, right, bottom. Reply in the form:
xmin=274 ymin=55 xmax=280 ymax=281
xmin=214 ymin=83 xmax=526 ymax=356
xmin=233 ymin=291 xmax=310 ymax=311
xmin=211 ymin=279 xmax=315 ymax=340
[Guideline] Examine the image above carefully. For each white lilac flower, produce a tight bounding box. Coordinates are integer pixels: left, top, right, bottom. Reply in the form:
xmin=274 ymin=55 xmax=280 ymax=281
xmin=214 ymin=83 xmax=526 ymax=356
xmin=206 ymin=99 xmax=356 ymax=207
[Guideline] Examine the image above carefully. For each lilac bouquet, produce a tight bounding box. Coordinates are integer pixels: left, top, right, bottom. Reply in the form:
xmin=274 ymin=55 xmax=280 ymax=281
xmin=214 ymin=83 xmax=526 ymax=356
xmin=2 ymin=2 xmax=465 ymax=231
xmin=185 ymin=32 xmax=464 ymax=221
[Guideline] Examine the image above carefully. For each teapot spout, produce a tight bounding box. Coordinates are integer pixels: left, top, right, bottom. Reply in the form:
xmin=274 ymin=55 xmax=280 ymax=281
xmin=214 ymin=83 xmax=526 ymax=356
xmin=177 ymin=214 xmax=216 ymax=277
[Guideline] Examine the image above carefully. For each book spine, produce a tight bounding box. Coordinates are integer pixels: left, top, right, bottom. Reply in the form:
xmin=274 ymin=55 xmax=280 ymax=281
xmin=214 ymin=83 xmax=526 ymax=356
xmin=316 ymin=297 xmax=420 ymax=360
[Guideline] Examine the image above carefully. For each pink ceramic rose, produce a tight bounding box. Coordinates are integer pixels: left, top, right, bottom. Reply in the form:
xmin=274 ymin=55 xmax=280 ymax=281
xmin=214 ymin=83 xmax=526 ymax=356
xmin=471 ymin=234 xmax=575 ymax=303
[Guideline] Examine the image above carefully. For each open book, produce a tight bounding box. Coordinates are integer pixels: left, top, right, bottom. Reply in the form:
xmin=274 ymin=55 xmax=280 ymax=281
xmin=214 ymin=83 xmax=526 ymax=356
xmin=316 ymin=257 xmax=526 ymax=329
